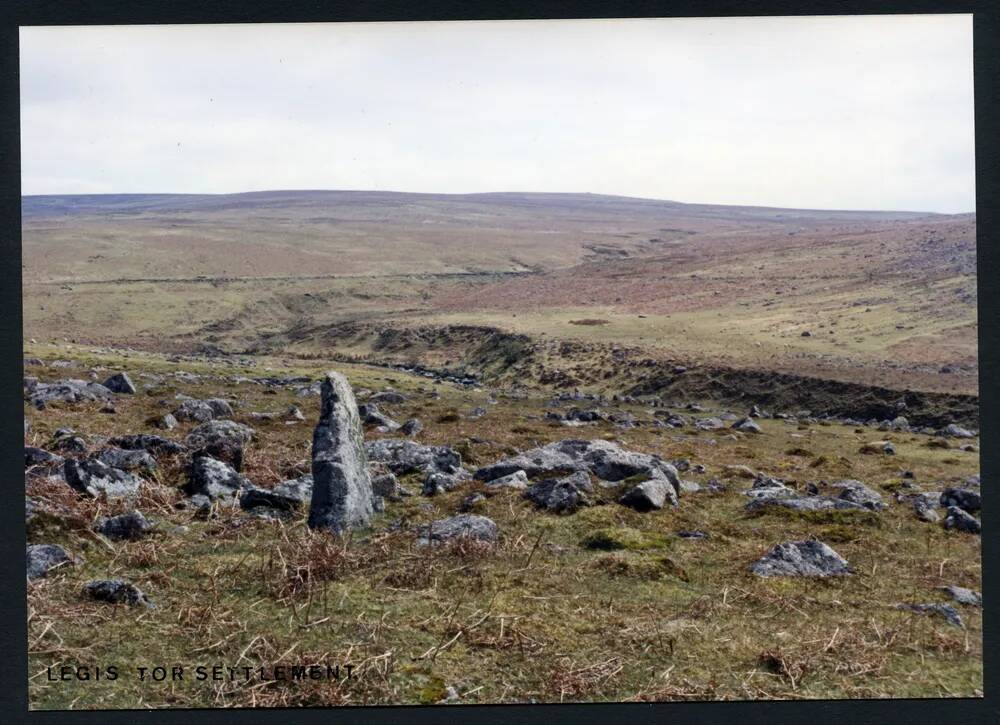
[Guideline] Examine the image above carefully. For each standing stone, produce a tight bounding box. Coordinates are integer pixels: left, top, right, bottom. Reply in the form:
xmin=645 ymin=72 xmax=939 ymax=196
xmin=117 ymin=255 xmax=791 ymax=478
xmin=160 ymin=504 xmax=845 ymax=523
xmin=307 ymin=372 xmax=374 ymax=534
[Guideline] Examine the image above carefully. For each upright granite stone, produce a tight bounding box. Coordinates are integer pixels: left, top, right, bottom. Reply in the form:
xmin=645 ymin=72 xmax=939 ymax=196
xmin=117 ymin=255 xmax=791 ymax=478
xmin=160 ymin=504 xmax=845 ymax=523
xmin=307 ymin=372 xmax=374 ymax=534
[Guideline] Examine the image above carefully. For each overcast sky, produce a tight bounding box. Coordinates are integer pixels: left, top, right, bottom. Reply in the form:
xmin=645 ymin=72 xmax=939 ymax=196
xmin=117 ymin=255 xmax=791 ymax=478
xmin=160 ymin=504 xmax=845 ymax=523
xmin=20 ymin=15 xmax=974 ymax=212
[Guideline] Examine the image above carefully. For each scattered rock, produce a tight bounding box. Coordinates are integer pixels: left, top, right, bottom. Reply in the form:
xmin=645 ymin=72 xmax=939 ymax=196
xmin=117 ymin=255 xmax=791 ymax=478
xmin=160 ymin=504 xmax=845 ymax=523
xmin=358 ymin=403 xmax=400 ymax=431
xmin=109 ymin=434 xmax=186 ymax=455
xmin=240 ymin=476 xmax=313 ymax=513
xmin=185 ymin=456 xmax=250 ymax=501
xmin=732 ymin=417 xmax=762 ymax=433
xmin=27 ymin=544 xmax=74 ymax=579
xmin=942 ymin=506 xmax=981 ymax=534
xmin=399 ymin=418 xmax=423 ymax=436
xmin=940 ymin=488 xmax=981 ymax=513
xmin=370 ymin=391 xmax=407 ymax=405
xmin=173 ymin=399 xmax=216 ymax=422
xmin=184 ymin=420 xmax=255 ymax=451
xmin=149 ymin=413 xmax=178 ymax=430
xmin=96 ymin=447 xmax=157 ymax=474
xmin=750 ymin=540 xmax=852 ymax=577
xmin=484 ymin=470 xmax=529 ymax=490
xmin=619 ymin=474 xmax=677 ymax=511
xmin=897 ymin=603 xmax=964 ymax=628
xmin=95 ymin=511 xmax=153 ymax=541
xmin=939 ymin=585 xmax=981 ymax=607
xmin=942 ymin=424 xmax=975 ymax=439
xmin=64 ymin=458 xmax=143 ymax=499
xmin=84 ymin=579 xmax=154 ymax=607
xmin=416 ymin=514 xmax=498 ymax=546
xmin=29 ymin=379 xmax=112 ymax=407
xmin=365 ymin=439 xmax=463 ymax=477
xmin=102 ymin=372 xmax=137 ymax=394
xmin=474 ymin=440 xmax=679 ymax=501
xmin=831 ymin=479 xmax=886 ymax=510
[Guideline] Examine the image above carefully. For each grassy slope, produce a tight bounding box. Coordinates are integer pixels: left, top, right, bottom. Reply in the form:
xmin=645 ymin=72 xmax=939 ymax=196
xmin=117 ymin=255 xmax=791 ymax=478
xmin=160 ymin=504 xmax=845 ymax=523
xmin=21 ymin=193 xmax=978 ymax=396
xmin=25 ymin=346 xmax=981 ymax=708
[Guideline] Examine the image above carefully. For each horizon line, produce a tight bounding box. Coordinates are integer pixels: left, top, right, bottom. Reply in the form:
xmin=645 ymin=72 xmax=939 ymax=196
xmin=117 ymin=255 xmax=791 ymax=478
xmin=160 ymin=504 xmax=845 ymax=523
xmin=19 ymin=188 xmax=975 ymax=216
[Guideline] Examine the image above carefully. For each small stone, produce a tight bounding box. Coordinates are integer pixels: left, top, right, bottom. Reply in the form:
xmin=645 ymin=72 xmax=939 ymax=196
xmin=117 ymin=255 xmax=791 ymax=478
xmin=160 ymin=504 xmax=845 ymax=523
xmin=95 ymin=511 xmax=153 ymax=541
xmin=27 ymin=544 xmax=74 ymax=579
xmin=84 ymin=579 xmax=154 ymax=607
xmin=897 ymin=603 xmax=964 ymax=628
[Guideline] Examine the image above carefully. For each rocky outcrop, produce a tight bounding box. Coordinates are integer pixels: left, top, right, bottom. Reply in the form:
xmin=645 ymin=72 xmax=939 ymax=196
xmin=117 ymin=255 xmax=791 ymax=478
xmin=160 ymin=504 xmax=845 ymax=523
xmin=307 ymin=372 xmax=374 ymax=534
xmin=28 ymin=379 xmax=112 ymax=408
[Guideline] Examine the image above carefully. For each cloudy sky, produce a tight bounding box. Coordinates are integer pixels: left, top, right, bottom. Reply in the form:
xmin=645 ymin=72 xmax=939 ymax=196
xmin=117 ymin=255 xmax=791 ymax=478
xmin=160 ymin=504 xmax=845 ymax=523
xmin=20 ymin=15 xmax=974 ymax=212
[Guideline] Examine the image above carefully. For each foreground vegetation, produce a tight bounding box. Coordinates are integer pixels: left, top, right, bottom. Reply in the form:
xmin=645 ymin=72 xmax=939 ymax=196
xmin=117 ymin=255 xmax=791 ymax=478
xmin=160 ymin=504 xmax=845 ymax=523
xmin=25 ymin=345 xmax=981 ymax=708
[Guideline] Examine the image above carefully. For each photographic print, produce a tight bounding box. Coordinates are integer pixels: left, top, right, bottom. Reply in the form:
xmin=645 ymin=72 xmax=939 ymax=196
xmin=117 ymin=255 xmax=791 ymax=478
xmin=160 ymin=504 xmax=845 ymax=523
xmin=21 ymin=14 xmax=980 ymax=709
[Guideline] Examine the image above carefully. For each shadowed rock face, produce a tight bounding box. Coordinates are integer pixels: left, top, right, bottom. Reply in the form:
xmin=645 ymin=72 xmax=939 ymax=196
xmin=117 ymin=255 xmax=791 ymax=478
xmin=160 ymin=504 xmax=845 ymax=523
xmin=307 ymin=372 xmax=374 ymax=534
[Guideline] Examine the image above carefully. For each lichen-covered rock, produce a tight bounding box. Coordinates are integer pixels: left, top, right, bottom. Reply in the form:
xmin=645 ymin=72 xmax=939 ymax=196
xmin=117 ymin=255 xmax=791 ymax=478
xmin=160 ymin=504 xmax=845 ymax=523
xmin=525 ymin=472 xmax=592 ymax=513
xmin=399 ymin=418 xmax=423 ymax=436
xmin=29 ymin=379 xmax=112 ymax=408
xmin=365 ymin=438 xmax=463 ymax=477
xmin=95 ymin=511 xmax=153 ymax=541
xmin=96 ymin=447 xmax=157 ymax=474
xmin=173 ymin=399 xmax=215 ymax=422
xmin=940 ymin=488 xmax=981 ymax=513
xmin=184 ymin=419 xmax=255 ymax=450
xmin=745 ymin=496 xmax=869 ymax=514
xmin=484 ymin=469 xmax=529 ymax=490
xmin=942 ymin=506 xmax=981 ymax=534
xmin=618 ymin=473 xmax=677 ymax=511
xmin=897 ymin=602 xmax=964 ymax=628
xmin=102 ymin=372 xmax=137 ymax=394
xmin=25 ymin=446 xmax=64 ymax=474
xmin=474 ymin=440 xmax=679 ymax=499
xmin=942 ymin=424 xmax=975 ymax=438
xmin=204 ymin=398 xmax=234 ymax=419
xmin=939 ymin=585 xmax=981 ymax=607
xmin=417 ymin=514 xmax=498 ymax=546
xmin=732 ymin=417 xmax=762 ymax=433
xmin=27 ymin=544 xmax=74 ymax=579
xmin=370 ymin=391 xmax=407 ymax=405
xmin=185 ymin=455 xmax=250 ymax=501
xmin=831 ymin=480 xmax=886 ymax=510
xmin=109 ymin=434 xmax=186 ymax=455
xmin=64 ymin=459 xmax=143 ymax=499
xmin=750 ymin=540 xmax=852 ymax=577
xmin=84 ymin=579 xmax=154 ymax=607
xmin=240 ymin=474 xmax=313 ymax=513
xmin=307 ymin=372 xmax=374 ymax=534
xmin=358 ymin=403 xmax=400 ymax=431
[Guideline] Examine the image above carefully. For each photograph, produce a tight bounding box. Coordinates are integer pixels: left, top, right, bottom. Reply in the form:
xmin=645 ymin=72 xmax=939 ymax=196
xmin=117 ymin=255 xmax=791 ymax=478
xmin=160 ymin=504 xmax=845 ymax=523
xmin=20 ymin=14 xmax=981 ymax=709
